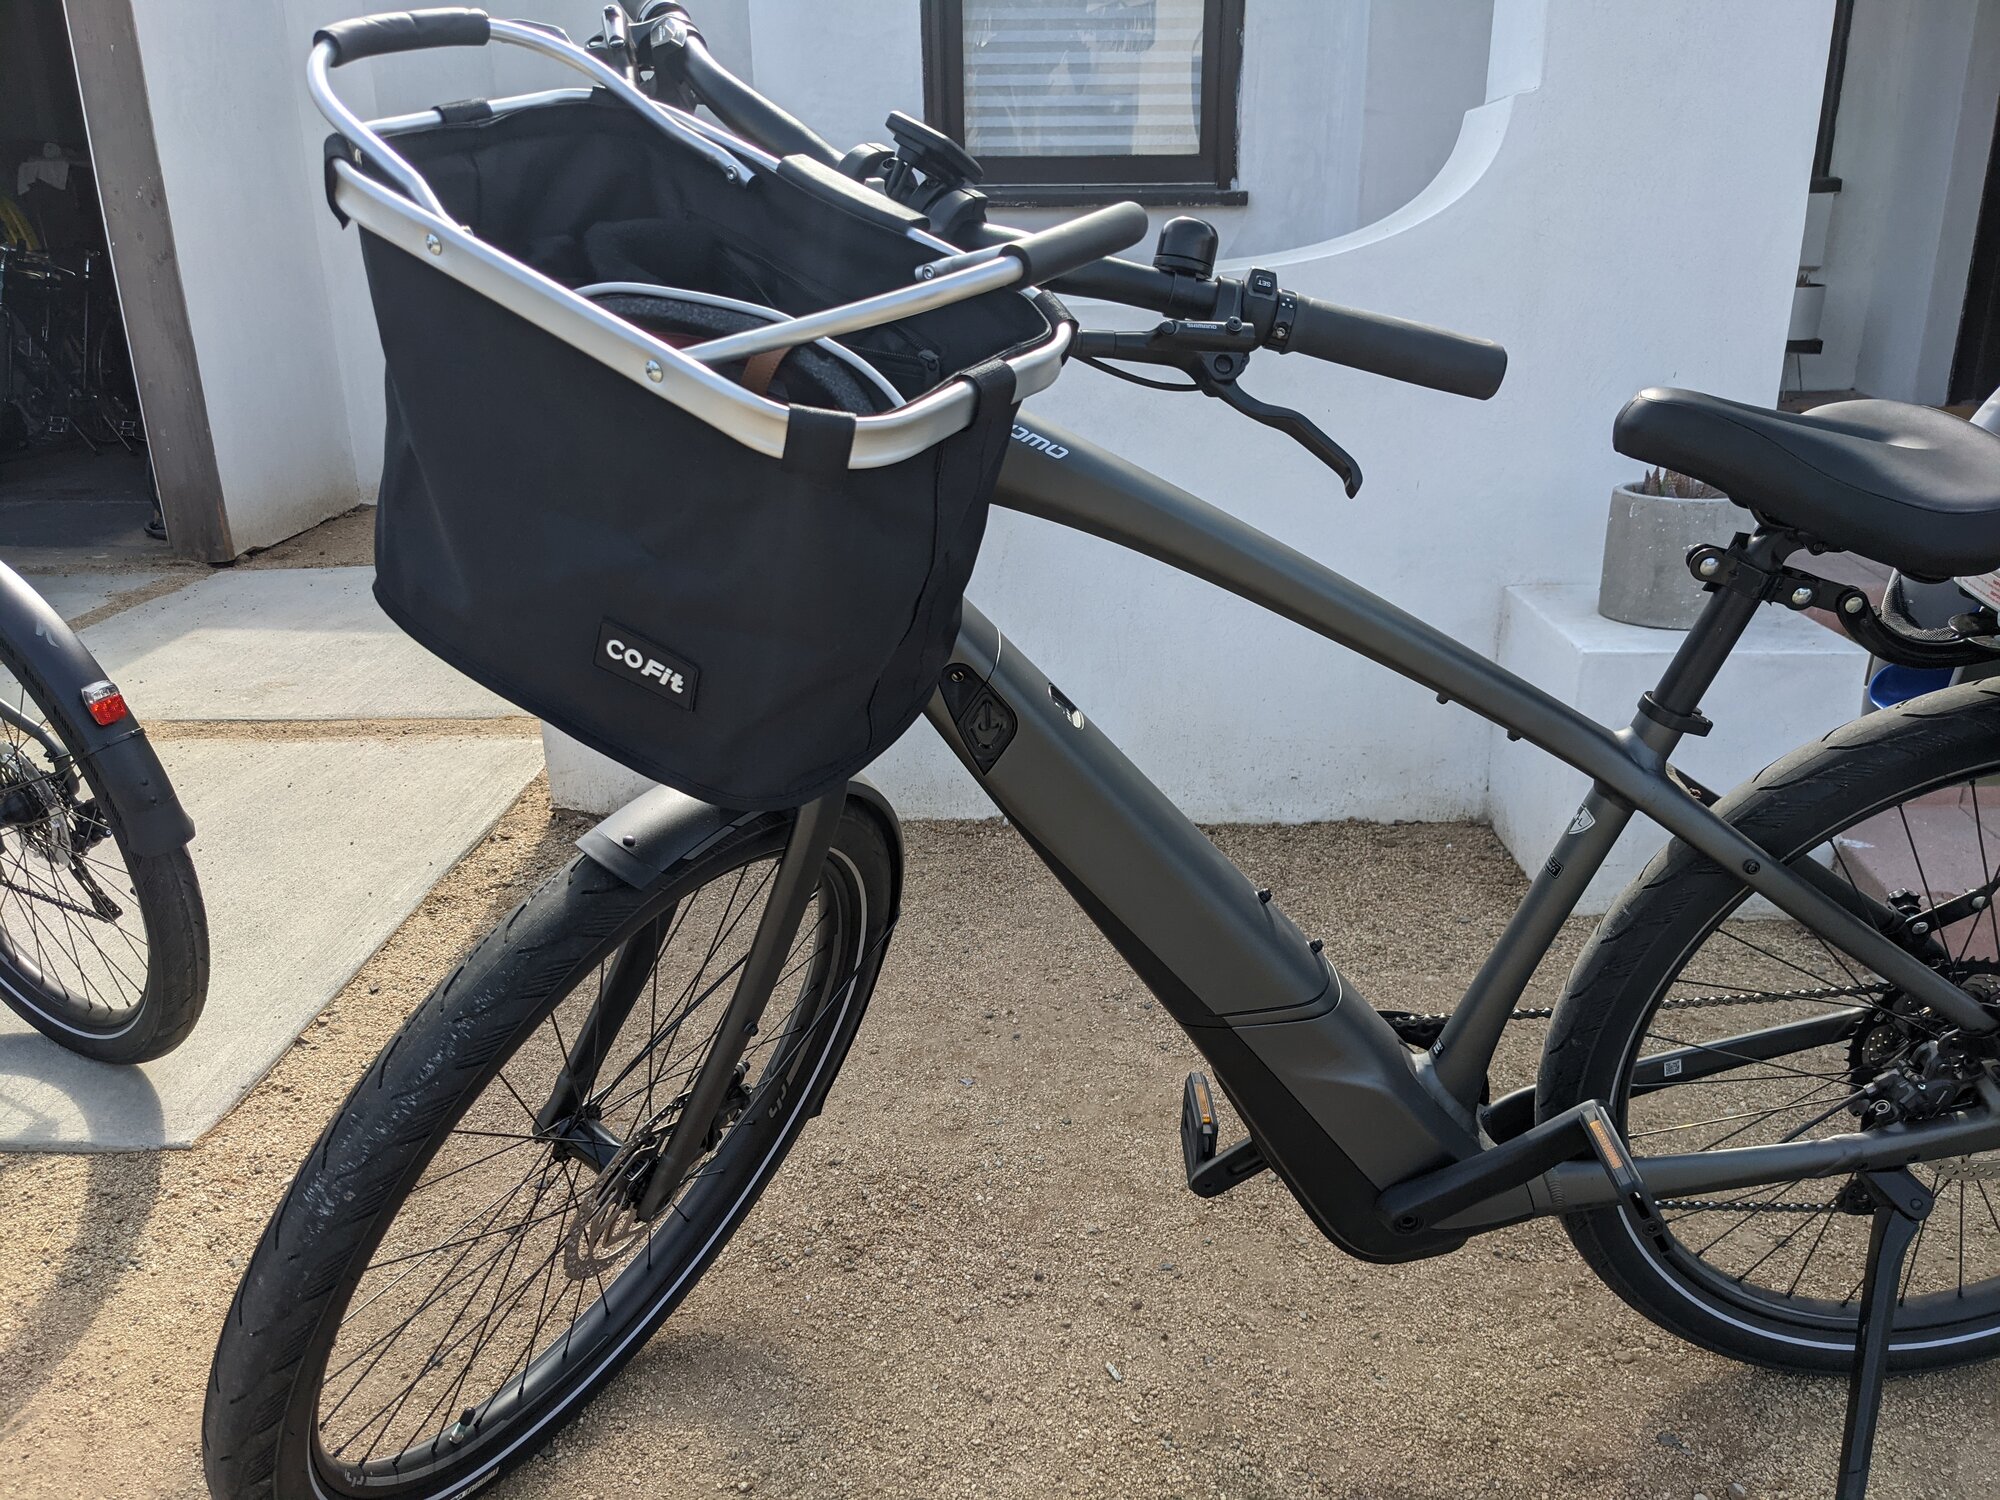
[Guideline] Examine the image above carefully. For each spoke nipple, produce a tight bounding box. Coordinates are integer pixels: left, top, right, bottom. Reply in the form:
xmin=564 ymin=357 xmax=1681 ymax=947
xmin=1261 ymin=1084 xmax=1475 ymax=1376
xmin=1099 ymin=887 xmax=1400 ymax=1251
xmin=1256 ymin=887 xmax=1272 ymax=904
xmin=1309 ymin=938 xmax=1324 ymax=954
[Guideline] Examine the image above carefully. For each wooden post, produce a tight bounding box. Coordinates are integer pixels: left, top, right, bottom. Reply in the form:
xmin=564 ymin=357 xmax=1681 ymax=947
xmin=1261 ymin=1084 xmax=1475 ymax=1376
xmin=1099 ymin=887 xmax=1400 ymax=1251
xmin=60 ymin=0 xmax=233 ymax=562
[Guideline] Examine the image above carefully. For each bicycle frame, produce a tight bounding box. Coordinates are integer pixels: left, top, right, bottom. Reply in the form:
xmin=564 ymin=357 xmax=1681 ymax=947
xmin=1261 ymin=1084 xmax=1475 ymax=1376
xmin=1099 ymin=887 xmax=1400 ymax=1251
xmin=920 ymin=414 xmax=2000 ymax=1263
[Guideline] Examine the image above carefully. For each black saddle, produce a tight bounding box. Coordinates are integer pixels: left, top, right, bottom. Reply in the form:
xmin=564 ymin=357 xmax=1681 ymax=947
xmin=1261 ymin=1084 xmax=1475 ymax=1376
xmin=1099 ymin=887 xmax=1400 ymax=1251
xmin=1613 ymin=387 xmax=2000 ymax=580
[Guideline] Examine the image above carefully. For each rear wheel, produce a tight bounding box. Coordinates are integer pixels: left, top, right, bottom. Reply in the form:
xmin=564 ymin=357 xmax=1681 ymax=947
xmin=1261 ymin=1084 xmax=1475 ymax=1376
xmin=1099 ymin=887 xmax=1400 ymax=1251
xmin=204 ymin=803 xmax=894 ymax=1500
xmin=1539 ymin=680 xmax=2000 ymax=1373
xmin=0 ymin=635 xmax=204 ymax=1062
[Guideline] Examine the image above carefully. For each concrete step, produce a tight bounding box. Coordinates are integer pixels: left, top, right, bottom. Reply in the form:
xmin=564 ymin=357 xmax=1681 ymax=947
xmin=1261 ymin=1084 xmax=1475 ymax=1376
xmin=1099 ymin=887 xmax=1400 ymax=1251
xmin=0 ymin=729 xmax=544 ymax=1150
xmin=81 ymin=567 xmax=520 ymax=722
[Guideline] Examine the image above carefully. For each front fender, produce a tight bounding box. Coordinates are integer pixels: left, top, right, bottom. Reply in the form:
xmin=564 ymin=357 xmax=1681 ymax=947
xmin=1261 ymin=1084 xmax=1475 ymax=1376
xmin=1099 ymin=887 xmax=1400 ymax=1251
xmin=0 ymin=561 xmax=192 ymax=855
xmin=575 ymin=775 xmax=904 ymax=922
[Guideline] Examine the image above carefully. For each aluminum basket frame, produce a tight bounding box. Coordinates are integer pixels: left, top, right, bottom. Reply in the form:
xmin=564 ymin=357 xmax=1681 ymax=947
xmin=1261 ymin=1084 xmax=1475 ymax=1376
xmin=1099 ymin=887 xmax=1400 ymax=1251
xmin=308 ymin=15 xmax=1073 ymax=470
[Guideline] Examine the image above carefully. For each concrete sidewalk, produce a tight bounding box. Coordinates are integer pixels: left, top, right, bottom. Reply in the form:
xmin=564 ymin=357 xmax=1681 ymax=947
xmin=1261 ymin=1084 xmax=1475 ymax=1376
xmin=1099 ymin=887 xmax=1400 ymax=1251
xmin=0 ymin=562 xmax=544 ymax=1150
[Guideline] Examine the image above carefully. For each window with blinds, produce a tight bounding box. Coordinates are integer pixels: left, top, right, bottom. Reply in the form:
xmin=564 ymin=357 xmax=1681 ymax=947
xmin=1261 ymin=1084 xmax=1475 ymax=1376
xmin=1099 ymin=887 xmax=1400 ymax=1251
xmin=922 ymin=0 xmax=1244 ymax=203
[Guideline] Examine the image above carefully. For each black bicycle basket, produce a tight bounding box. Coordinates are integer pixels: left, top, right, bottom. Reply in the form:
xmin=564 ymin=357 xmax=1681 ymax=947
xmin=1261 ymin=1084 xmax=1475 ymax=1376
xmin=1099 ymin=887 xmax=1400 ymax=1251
xmin=339 ymin=87 xmax=1071 ymax=809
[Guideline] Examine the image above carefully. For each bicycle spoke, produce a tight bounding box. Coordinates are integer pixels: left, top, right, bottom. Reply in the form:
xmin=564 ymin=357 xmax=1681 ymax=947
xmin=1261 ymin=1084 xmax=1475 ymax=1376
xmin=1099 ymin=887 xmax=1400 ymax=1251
xmin=313 ymin=835 xmax=860 ymax=1478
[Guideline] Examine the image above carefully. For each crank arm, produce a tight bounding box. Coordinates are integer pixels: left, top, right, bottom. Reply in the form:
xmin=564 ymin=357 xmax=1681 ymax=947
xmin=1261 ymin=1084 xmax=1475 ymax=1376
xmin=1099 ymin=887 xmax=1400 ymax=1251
xmin=1197 ymin=375 xmax=1362 ymax=496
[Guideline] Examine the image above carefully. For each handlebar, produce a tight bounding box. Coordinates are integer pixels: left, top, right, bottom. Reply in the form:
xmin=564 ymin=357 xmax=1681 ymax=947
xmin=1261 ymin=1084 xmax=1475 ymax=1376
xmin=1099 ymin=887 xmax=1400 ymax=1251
xmin=635 ymin=3 xmax=843 ymax=166
xmin=1284 ymin=299 xmax=1507 ymax=402
xmin=555 ymin=3 xmax=1514 ymax=402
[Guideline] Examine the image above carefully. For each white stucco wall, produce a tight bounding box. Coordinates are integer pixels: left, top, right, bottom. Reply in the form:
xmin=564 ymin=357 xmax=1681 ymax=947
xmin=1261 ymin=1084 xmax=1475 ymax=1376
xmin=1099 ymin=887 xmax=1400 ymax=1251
xmin=712 ymin=0 xmax=1490 ymax=257
xmin=121 ymin=0 xmax=613 ymax=553
xmin=126 ymin=0 xmax=1488 ymax=553
xmin=125 ymin=1 xmax=363 ymax=554
xmin=128 ymin=2 xmax=1829 ymax=832
xmin=1797 ymin=0 xmax=2000 ymax=403
xmin=857 ymin=0 xmax=1829 ymax=820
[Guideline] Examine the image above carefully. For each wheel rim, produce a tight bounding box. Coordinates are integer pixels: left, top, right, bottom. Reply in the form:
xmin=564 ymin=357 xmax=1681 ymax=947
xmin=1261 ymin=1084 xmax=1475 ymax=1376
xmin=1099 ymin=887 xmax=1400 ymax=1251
xmin=1613 ymin=766 xmax=2000 ymax=1348
xmin=0 ymin=659 xmax=152 ymax=1037
xmin=309 ymin=845 xmax=863 ymax=1491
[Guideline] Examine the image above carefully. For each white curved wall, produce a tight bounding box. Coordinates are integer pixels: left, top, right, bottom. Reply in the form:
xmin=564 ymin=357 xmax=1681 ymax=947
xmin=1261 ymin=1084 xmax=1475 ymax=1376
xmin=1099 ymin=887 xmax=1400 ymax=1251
xmin=866 ymin=0 xmax=1832 ymax=819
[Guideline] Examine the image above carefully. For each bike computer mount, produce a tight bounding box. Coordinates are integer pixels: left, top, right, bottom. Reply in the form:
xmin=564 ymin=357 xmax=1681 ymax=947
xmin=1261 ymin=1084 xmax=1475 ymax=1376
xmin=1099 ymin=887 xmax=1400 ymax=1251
xmin=840 ymin=111 xmax=992 ymax=244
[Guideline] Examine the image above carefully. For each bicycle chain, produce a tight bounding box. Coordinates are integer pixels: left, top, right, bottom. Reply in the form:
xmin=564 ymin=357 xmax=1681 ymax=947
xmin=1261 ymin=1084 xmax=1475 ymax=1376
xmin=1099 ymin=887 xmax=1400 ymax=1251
xmin=1382 ymin=981 xmax=1890 ymax=1049
xmin=1380 ymin=984 xmax=1923 ymax=1216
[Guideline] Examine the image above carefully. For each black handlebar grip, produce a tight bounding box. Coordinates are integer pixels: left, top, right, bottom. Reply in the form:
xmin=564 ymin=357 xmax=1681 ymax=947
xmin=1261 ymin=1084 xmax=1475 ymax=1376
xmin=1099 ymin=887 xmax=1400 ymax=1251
xmin=315 ymin=8 xmax=491 ymax=66
xmin=1286 ymin=296 xmax=1506 ymax=400
xmin=1001 ymin=202 xmax=1151 ymax=286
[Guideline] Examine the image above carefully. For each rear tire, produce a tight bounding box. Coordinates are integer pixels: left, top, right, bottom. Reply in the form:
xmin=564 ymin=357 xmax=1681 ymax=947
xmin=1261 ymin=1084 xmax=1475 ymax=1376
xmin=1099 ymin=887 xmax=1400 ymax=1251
xmin=204 ymin=802 xmax=894 ymax=1500
xmin=0 ymin=631 xmax=204 ymax=1063
xmin=1539 ymin=680 xmax=2000 ymax=1374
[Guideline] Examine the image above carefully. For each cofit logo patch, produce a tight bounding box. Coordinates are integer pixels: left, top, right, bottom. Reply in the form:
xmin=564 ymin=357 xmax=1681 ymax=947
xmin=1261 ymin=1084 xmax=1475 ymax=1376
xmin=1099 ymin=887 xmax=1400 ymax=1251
xmin=596 ymin=620 xmax=698 ymax=710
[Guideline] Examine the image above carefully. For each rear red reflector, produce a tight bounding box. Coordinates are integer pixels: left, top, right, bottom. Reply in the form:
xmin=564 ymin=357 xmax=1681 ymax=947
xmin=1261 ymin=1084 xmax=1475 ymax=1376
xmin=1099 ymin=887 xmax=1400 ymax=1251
xmin=80 ymin=680 xmax=129 ymax=726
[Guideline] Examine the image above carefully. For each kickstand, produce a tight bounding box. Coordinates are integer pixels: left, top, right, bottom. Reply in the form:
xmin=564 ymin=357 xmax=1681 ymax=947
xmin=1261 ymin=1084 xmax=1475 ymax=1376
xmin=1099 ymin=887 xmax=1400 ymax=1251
xmin=1835 ymin=1168 xmax=1933 ymax=1500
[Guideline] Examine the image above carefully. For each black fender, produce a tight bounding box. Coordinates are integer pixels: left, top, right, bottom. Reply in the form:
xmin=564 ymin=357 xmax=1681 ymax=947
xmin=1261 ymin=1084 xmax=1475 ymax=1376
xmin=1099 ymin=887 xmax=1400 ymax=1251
xmin=0 ymin=561 xmax=193 ymax=855
xmin=575 ymin=774 xmax=904 ymax=923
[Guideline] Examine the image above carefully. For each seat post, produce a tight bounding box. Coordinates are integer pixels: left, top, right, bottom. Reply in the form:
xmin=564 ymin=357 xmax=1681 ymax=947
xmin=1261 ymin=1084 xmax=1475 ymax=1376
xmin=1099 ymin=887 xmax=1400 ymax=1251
xmin=1629 ymin=528 xmax=1794 ymax=759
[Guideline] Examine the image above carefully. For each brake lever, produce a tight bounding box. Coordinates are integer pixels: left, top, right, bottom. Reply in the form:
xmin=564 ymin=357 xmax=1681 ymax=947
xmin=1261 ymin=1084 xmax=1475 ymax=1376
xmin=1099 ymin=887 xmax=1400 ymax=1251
xmin=1196 ymin=372 xmax=1363 ymax=497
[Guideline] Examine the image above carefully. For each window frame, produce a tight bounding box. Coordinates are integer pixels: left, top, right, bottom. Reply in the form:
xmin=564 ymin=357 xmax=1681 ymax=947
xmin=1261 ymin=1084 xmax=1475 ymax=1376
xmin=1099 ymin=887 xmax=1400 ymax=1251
xmin=920 ymin=0 xmax=1247 ymax=207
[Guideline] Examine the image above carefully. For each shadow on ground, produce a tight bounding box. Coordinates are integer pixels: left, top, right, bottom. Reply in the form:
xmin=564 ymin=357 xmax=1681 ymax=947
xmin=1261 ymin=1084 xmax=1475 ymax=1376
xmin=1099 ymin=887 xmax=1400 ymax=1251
xmin=0 ymin=1032 xmax=162 ymax=1427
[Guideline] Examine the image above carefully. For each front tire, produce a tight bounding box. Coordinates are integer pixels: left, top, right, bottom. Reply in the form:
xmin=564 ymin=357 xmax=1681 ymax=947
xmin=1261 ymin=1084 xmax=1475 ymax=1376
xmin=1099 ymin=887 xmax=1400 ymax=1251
xmin=204 ymin=802 xmax=895 ymax=1500
xmin=1539 ymin=680 xmax=2000 ymax=1374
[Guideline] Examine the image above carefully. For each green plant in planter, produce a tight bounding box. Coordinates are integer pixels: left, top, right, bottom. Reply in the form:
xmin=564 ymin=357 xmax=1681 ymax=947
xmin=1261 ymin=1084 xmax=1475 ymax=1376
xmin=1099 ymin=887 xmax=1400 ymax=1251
xmin=1633 ymin=465 xmax=1723 ymax=499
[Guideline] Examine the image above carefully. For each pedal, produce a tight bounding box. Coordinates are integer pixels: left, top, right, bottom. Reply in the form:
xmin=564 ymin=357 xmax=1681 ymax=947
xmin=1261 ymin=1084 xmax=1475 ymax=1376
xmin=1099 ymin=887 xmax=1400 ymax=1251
xmin=1577 ymin=1099 xmax=1664 ymax=1241
xmin=1180 ymin=1073 xmax=1269 ymax=1198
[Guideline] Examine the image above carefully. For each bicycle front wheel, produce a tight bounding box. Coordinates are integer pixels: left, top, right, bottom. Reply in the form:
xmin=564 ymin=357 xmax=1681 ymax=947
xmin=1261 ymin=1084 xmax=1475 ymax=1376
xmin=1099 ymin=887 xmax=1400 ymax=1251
xmin=1540 ymin=679 xmax=2000 ymax=1373
xmin=204 ymin=802 xmax=894 ymax=1500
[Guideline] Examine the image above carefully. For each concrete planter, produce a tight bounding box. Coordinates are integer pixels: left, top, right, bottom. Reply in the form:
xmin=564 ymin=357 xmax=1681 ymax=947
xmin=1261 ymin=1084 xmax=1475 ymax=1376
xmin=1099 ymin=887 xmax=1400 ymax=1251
xmin=1597 ymin=482 xmax=1753 ymax=629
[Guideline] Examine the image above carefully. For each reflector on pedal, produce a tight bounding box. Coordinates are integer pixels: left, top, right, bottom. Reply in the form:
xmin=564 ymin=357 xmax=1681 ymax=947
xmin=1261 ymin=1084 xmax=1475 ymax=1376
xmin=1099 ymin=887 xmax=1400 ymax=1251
xmin=1180 ymin=1072 xmax=1268 ymax=1199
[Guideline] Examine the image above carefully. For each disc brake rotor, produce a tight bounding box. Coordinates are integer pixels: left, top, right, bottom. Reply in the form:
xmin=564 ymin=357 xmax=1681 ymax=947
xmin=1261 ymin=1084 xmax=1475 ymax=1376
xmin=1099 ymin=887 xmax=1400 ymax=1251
xmin=560 ymin=1065 xmax=754 ymax=1279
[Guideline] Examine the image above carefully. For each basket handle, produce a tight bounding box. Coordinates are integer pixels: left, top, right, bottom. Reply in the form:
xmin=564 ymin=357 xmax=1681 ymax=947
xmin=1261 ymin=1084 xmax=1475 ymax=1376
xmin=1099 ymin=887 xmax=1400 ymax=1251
xmin=315 ymin=9 xmax=491 ymax=66
xmin=1001 ymin=203 xmax=1151 ymax=287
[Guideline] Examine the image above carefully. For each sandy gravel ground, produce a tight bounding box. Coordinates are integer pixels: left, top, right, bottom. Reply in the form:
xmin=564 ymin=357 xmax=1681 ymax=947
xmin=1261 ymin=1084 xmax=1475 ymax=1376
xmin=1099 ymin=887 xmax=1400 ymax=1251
xmin=1 ymin=806 xmax=1996 ymax=1500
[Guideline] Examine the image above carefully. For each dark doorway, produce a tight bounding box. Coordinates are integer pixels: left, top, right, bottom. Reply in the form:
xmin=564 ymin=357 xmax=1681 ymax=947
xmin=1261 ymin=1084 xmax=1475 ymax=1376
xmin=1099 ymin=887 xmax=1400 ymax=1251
xmin=1950 ymin=93 xmax=2000 ymax=407
xmin=0 ymin=0 xmax=161 ymax=558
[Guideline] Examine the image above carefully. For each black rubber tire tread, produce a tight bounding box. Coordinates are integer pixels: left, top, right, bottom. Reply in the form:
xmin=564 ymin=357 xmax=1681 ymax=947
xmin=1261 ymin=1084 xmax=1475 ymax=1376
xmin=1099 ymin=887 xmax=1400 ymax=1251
xmin=203 ymin=806 xmax=893 ymax=1500
xmin=1537 ymin=678 xmax=2000 ymax=1374
xmin=0 ymin=632 xmax=205 ymax=1064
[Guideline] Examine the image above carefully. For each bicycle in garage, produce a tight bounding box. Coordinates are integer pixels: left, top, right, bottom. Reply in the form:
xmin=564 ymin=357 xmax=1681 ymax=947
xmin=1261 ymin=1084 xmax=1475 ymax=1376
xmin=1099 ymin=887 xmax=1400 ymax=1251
xmin=206 ymin=9 xmax=2000 ymax=1497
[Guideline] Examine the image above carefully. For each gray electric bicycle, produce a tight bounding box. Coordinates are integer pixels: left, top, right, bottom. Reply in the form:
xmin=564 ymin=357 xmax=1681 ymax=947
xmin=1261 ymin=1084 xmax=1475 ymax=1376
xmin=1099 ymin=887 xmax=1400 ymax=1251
xmin=207 ymin=9 xmax=2000 ymax=1498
